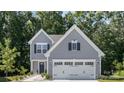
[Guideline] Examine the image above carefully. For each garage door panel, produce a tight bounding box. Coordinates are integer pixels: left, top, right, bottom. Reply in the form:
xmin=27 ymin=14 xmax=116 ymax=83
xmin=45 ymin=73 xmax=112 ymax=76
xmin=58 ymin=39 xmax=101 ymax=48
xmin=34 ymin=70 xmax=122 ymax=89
xmin=54 ymin=65 xmax=67 ymax=79
xmin=53 ymin=60 xmax=95 ymax=80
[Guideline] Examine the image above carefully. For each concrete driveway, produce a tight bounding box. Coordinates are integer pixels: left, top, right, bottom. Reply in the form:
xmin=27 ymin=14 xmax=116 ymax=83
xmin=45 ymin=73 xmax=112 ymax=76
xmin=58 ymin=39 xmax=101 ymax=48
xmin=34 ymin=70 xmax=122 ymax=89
xmin=22 ymin=75 xmax=43 ymax=81
xmin=22 ymin=75 xmax=97 ymax=82
xmin=53 ymin=80 xmax=97 ymax=82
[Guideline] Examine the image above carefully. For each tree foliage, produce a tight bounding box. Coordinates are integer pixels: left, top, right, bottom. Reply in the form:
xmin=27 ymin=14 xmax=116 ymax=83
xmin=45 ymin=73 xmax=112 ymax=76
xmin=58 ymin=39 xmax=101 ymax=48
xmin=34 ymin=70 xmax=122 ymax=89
xmin=0 ymin=38 xmax=20 ymax=76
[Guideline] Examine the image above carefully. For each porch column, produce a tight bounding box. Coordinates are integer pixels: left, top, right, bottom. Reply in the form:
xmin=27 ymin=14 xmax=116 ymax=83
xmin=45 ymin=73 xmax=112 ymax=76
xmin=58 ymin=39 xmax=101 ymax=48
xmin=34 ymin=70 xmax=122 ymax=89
xmin=30 ymin=61 xmax=33 ymax=72
xmin=38 ymin=61 xmax=40 ymax=74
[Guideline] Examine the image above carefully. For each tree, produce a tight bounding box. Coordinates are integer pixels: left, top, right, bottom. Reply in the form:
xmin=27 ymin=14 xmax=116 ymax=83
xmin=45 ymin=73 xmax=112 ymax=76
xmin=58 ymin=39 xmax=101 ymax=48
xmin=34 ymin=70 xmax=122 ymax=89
xmin=0 ymin=38 xmax=20 ymax=76
xmin=36 ymin=11 xmax=66 ymax=34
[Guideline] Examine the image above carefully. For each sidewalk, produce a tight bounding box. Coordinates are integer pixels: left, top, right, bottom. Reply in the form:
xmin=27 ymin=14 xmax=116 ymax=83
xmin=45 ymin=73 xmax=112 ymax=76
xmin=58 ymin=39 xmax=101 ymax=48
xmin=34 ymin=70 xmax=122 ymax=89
xmin=22 ymin=75 xmax=43 ymax=81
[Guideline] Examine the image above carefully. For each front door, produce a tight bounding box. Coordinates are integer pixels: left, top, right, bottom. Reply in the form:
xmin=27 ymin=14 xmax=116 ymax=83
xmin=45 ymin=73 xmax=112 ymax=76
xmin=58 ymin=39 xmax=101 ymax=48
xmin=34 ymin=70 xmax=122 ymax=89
xmin=39 ymin=62 xmax=44 ymax=73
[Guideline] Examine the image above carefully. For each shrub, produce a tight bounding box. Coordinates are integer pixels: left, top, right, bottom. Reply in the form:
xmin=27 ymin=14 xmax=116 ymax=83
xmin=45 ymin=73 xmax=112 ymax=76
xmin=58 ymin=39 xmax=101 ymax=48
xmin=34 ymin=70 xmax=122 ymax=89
xmin=19 ymin=66 xmax=28 ymax=75
xmin=114 ymin=70 xmax=124 ymax=76
xmin=45 ymin=74 xmax=50 ymax=79
xmin=27 ymin=72 xmax=32 ymax=76
xmin=41 ymin=73 xmax=50 ymax=80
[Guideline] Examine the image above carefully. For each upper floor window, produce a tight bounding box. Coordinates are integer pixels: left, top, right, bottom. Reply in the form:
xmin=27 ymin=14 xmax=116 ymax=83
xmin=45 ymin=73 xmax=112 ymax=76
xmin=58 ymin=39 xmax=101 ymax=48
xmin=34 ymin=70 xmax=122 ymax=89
xmin=34 ymin=43 xmax=50 ymax=53
xmin=68 ymin=40 xmax=80 ymax=51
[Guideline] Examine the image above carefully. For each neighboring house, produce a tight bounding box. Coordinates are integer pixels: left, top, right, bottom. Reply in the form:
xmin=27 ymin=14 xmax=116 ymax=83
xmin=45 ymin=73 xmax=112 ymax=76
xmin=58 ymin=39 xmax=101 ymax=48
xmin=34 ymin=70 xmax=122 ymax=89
xmin=28 ymin=24 xmax=105 ymax=80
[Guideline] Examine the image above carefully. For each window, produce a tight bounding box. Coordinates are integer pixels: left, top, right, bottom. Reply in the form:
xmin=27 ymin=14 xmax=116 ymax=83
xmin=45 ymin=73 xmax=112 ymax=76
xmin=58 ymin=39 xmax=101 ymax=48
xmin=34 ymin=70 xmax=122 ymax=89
xmin=75 ymin=62 xmax=83 ymax=65
xmin=85 ymin=62 xmax=94 ymax=65
xmin=64 ymin=62 xmax=73 ymax=65
xmin=72 ymin=42 xmax=77 ymax=50
xmin=54 ymin=62 xmax=63 ymax=66
xmin=34 ymin=43 xmax=49 ymax=53
xmin=68 ymin=40 xmax=80 ymax=51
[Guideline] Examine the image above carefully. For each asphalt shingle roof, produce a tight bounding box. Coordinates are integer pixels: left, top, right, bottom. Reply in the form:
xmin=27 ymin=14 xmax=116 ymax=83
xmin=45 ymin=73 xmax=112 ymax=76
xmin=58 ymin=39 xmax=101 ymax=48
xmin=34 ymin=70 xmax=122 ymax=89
xmin=49 ymin=35 xmax=63 ymax=44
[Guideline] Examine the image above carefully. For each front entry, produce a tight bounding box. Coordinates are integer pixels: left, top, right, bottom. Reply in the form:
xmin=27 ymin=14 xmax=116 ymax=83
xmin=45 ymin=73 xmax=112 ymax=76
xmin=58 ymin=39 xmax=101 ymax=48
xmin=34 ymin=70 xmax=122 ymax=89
xmin=39 ymin=62 xmax=44 ymax=73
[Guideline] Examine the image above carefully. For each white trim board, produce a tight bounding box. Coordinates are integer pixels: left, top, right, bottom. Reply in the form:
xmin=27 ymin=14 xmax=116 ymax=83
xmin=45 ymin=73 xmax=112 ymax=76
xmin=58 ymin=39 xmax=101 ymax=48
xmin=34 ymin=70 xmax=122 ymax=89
xmin=45 ymin=24 xmax=105 ymax=57
xmin=28 ymin=29 xmax=54 ymax=44
xmin=31 ymin=59 xmax=47 ymax=62
xmin=52 ymin=59 xmax=96 ymax=62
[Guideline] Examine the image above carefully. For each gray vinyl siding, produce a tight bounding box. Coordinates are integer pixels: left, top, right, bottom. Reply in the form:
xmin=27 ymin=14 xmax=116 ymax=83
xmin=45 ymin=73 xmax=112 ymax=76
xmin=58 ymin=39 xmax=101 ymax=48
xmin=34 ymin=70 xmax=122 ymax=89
xmin=96 ymin=62 xmax=100 ymax=78
xmin=30 ymin=31 xmax=52 ymax=60
xmin=49 ymin=29 xmax=100 ymax=78
xmin=33 ymin=61 xmax=38 ymax=74
xmin=50 ymin=29 xmax=99 ymax=61
xmin=48 ymin=58 xmax=53 ymax=77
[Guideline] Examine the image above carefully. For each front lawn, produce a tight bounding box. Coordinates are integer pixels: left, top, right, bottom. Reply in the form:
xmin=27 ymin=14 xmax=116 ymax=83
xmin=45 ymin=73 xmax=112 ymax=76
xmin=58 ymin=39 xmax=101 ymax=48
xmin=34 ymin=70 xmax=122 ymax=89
xmin=98 ymin=74 xmax=124 ymax=82
xmin=98 ymin=79 xmax=124 ymax=82
xmin=0 ymin=77 xmax=10 ymax=82
xmin=0 ymin=75 xmax=25 ymax=82
xmin=0 ymin=74 xmax=31 ymax=82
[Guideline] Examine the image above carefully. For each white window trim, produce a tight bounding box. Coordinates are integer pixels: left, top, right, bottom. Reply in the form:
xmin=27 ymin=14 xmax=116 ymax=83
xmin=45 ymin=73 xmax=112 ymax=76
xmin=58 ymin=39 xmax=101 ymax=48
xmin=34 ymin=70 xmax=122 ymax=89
xmin=31 ymin=59 xmax=47 ymax=62
xmin=36 ymin=43 xmax=48 ymax=45
xmin=71 ymin=40 xmax=78 ymax=43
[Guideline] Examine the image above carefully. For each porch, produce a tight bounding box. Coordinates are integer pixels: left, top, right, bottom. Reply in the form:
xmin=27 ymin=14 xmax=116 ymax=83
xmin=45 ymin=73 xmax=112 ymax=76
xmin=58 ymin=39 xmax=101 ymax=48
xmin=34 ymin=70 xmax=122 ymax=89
xmin=30 ymin=60 xmax=48 ymax=74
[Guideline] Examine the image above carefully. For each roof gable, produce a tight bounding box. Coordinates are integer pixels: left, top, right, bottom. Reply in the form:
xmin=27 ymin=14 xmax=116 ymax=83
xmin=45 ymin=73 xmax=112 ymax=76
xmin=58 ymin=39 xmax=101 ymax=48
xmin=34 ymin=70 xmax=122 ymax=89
xmin=28 ymin=29 xmax=54 ymax=44
xmin=45 ymin=24 xmax=105 ymax=57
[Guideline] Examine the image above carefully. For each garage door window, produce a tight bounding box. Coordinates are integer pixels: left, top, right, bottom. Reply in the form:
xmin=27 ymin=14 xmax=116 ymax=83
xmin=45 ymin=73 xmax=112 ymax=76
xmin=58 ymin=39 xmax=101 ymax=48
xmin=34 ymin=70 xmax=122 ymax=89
xmin=64 ymin=62 xmax=73 ymax=65
xmin=75 ymin=62 xmax=83 ymax=65
xmin=54 ymin=62 xmax=63 ymax=66
xmin=85 ymin=62 xmax=94 ymax=65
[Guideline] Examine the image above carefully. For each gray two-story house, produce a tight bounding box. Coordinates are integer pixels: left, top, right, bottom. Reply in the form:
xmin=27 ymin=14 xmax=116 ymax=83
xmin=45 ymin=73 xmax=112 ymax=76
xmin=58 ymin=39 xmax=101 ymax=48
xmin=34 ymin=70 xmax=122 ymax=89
xmin=28 ymin=25 xmax=105 ymax=80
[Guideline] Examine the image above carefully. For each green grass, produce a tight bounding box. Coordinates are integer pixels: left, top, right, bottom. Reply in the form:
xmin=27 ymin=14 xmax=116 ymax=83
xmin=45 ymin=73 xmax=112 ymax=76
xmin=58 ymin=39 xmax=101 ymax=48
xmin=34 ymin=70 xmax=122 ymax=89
xmin=98 ymin=71 xmax=124 ymax=82
xmin=98 ymin=79 xmax=124 ymax=82
xmin=0 ymin=77 xmax=11 ymax=82
xmin=0 ymin=75 xmax=26 ymax=82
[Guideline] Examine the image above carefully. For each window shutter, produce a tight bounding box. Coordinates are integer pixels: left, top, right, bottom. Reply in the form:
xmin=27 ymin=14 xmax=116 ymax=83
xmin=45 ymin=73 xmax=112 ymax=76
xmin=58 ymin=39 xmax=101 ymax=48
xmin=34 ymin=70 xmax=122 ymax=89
xmin=77 ymin=42 xmax=80 ymax=50
xmin=68 ymin=42 xmax=72 ymax=51
xmin=34 ymin=44 xmax=36 ymax=53
xmin=47 ymin=44 xmax=50 ymax=50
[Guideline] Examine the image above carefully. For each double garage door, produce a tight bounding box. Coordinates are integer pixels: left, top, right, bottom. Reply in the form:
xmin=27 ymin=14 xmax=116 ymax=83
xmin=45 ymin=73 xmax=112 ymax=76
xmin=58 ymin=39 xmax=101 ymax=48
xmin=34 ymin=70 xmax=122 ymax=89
xmin=53 ymin=59 xmax=96 ymax=80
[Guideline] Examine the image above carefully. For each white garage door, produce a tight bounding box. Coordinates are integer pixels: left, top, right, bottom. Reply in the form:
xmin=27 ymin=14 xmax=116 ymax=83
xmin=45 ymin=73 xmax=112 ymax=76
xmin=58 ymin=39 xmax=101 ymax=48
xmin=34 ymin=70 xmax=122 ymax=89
xmin=53 ymin=59 xmax=96 ymax=80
